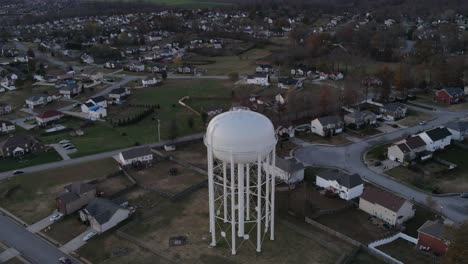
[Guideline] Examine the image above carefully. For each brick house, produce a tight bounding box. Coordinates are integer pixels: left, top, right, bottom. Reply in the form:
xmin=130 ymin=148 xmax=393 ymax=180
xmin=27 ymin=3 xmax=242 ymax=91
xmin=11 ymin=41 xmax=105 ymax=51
xmin=434 ymin=88 xmax=464 ymax=105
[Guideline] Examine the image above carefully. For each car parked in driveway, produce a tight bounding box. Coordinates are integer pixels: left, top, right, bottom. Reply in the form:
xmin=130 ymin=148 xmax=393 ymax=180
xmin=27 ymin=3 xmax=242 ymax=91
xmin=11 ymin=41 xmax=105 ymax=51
xmin=461 ymin=193 xmax=468 ymax=198
xmin=49 ymin=212 xmax=63 ymax=222
xmin=83 ymin=231 xmax=97 ymax=241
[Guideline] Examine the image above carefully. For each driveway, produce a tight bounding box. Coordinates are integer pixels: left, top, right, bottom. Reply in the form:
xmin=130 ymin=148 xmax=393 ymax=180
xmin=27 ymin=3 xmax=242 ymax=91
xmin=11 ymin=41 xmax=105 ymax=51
xmin=0 ymin=214 xmax=80 ymax=264
xmin=27 ymin=212 xmax=58 ymax=233
xmin=294 ymin=106 xmax=468 ymax=223
xmin=60 ymin=229 xmax=92 ymax=254
xmin=0 ymin=248 xmax=19 ymax=262
xmin=50 ymin=144 xmax=71 ymax=160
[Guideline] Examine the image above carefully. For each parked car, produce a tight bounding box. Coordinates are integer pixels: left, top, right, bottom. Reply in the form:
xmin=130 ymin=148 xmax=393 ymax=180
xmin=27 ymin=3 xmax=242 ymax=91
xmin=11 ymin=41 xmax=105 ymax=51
xmin=59 ymin=257 xmax=72 ymax=264
xmin=59 ymin=139 xmax=70 ymax=144
xmin=49 ymin=212 xmax=63 ymax=222
xmin=83 ymin=231 xmax=97 ymax=241
xmin=61 ymin=143 xmax=73 ymax=148
xmin=12 ymin=170 xmax=24 ymax=175
xmin=460 ymin=193 xmax=468 ymax=198
xmin=65 ymin=146 xmax=76 ymax=150
xmin=419 ymin=121 xmax=427 ymax=125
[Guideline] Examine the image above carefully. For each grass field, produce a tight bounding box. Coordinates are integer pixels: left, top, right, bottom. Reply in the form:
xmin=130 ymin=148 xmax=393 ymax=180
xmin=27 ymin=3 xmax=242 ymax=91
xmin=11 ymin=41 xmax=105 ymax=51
xmin=349 ymin=249 xmax=386 ymax=264
xmin=0 ymin=158 xmax=118 ymax=223
xmin=44 ymin=214 xmax=88 ymax=245
xmin=0 ymin=151 xmax=62 ymax=173
xmin=377 ymin=238 xmax=435 ymax=264
xmin=387 ymin=145 xmax=468 ymax=193
xmin=397 ymin=110 xmax=433 ymax=127
xmin=87 ymin=0 xmax=230 ymax=8
xmin=121 ymin=188 xmax=353 ymax=264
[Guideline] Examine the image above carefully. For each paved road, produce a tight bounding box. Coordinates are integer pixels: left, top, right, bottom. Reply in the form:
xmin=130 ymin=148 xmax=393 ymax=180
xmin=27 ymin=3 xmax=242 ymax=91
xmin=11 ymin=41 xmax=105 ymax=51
xmin=295 ymin=106 xmax=468 ymax=223
xmin=0 ymin=214 xmax=79 ymax=264
xmin=15 ymin=42 xmax=69 ymax=68
xmin=0 ymin=133 xmax=204 ymax=180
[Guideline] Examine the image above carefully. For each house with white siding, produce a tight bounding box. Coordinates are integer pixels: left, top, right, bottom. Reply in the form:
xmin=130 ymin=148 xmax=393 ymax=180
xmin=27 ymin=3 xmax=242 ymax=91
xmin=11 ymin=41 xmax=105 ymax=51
xmin=445 ymin=121 xmax=468 ymax=141
xmin=359 ymin=187 xmax=415 ymax=227
xmin=418 ymin=127 xmax=452 ymax=152
xmin=387 ymin=135 xmax=428 ymax=163
xmin=311 ymin=116 xmax=344 ymax=137
xmin=246 ymin=73 xmax=270 ymax=86
xmin=316 ymin=170 xmax=364 ymax=200
xmin=0 ymin=120 xmax=15 ymax=134
xmin=269 ymin=157 xmax=304 ymax=184
xmin=80 ymin=198 xmax=131 ymax=233
xmin=117 ymin=147 xmax=154 ymax=166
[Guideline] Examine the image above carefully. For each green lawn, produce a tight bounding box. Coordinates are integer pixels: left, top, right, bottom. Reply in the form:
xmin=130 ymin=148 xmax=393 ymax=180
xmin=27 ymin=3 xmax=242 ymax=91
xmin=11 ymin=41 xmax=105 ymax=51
xmin=296 ymin=133 xmax=350 ymax=146
xmin=0 ymin=151 xmax=62 ymax=173
xmin=0 ymin=158 xmax=118 ymax=224
xmin=386 ymin=166 xmax=435 ymax=192
xmin=193 ymin=48 xmax=271 ymax=75
xmin=397 ymin=110 xmax=433 ymax=127
xmin=366 ymin=143 xmax=392 ymax=162
xmin=403 ymin=205 xmax=440 ymax=237
xmin=349 ymin=249 xmax=386 ymax=264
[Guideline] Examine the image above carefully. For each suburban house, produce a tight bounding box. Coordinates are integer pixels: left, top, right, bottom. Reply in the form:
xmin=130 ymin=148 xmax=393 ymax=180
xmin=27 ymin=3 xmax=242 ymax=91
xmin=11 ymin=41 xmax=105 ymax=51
xmin=446 ymin=121 xmax=468 ymax=141
xmin=0 ymin=135 xmax=45 ymax=157
xmin=316 ymin=170 xmax=364 ymax=200
xmin=56 ymin=182 xmax=97 ymax=215
xmin=290 ymin=65 xmax=313 ymax=77
xmin=269 ymin=157 xmax=305 ymax=184
xmin=246 ymin=73 xmax=270 ymax=86
xmin=0 ymin=120 xmax=15 ymax=134
xmin=35 ymin=110 xmax=64 ymax=126
xmin=80 ymin=70 xmax=103 ymax=83
xmin=359 ymin=187 xmax=415 ymax=226
xmin=277 ymin=77 xmax=303 ymax=89
xmin=380 ymin=102 xmax=407 ymax=120
xmin=88 ymin=105 xmax=107 ymax=120
xmin=419 ymin=127 xmax=452 ymax=152
xmin=177 ymin=65 xmax=196 ymax=74
xmin=147 ymin=64 xmax=167 ymax=73
xmin=79 ymin=198 xmax=131 ymax=233
xmin=311 ymin=116 xmax=344 ymax=137
xmin=117 ymin=147 xmax=154 ymax=166
xmin=25 ymin=95 xmax=52 ymax=109
xmin=417 ymin=220 xmax=453 ymax=256
xmin=141 ymin=77 xmax=160 ymax=88
xmin=255 ymin=64 xmax=273 ymax=74
xmin=80 ymin=53 xmax=94 ymax=64
xmin=344 ymin=110 xmax=377 ymax=129
xmin=0 ymin=103 xmax=12 ymax=115
xmin=87 ymin=96 xmax=108 ymax=108
xmin=59 ymin=83 xmax=82 ymax=99
xmin=109 ymin=88 xmax=131 ymax=101
xmin=387 ymin=135 xmax=429 ymax=163
xmin=434 ymin=87 xmax=464 ymax=105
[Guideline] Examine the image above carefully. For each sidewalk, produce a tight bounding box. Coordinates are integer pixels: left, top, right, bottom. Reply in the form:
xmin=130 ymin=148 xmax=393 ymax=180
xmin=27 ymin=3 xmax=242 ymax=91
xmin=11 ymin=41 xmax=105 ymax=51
xmin=60 ymin=229 xmax=92 ymax=254
xmin=27 ymin=212 xmax=57 ymax=233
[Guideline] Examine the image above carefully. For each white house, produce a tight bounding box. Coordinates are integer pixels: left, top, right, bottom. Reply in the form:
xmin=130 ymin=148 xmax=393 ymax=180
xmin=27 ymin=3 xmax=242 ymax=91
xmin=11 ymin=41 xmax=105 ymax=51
xmin=269 ymin=157 xmax=304 ymax=184
xmin=109 ymin=88 xmax=131 ymax=100
xmin=316 ymin=170 xmax=364 ymax=200
xmin=0 ymin=120 xmax=15 ymax=134
xmin=359 ymin=187 xmax=415 ymax=227
xmin=246 ymin=73 xmax=269 ymax=86
xmin=445 ymin=121 xmax=468 ymax=141
xmin=80 ymin=53 xmax=94 ymax=64
xmin=311 ymin=116 xmax=344 ymax=137
xmin=387 ymin=135 xmax=428 ymax=163
xmin=141 ymin=77 xmax=160 ymax=88
xmin=87 ymin=96 xmax=108 ymax=108
xmin=418 ymin=127 xmax=452 ymax=152
xmin=80 ymin=198 xmax=131 ymax=233
xmin=118 ymin=147 xmax=153 ymax=166
xmin=25 ymin=95 xmax=52 ymax=109
xmin=255 ymin=64 xmax=273 ymax=74
xmin=278 ymin=77 xmax=303 ymax=89
xmin=88 ymin=105 xmax=107 ymax=120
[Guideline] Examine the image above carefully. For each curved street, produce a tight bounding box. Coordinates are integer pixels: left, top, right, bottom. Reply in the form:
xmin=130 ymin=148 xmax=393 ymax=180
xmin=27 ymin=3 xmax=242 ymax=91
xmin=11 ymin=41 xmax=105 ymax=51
xmin=294 ymin=104 xmax=468 ymax=223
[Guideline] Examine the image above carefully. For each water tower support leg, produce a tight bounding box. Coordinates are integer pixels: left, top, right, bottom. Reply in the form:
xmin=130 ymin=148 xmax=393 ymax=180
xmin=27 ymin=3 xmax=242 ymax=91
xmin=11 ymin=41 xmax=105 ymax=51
xmin=223 ymin=162 xmax=227 ymax=223
xmin=238 ymin=164 xmax=245 ymax=237
xmin=230 ymin=154 xmax=236 ymax=255
xmin=208 ymin=145 xmax=216 ymax=246
xmin=265 ymin=154 xmax=270 ymax=232
xmin=270 ymin=149 xmax=276 ymax=241
xmin=256 ymin=155 xmax=262 ymax=253
xmin=246 ymin=164 xmax=250 ymax=221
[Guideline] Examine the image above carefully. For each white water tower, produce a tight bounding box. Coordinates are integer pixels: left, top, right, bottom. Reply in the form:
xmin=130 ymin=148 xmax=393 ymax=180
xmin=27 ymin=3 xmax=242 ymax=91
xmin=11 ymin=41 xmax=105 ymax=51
xmin=204 ymin=108 xmax=277 ymax=255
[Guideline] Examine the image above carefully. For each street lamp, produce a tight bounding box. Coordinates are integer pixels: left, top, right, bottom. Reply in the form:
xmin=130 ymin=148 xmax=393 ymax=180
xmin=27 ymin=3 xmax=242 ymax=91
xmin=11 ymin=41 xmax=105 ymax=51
xmin=157 ymin=118 xmax=161 ymax=142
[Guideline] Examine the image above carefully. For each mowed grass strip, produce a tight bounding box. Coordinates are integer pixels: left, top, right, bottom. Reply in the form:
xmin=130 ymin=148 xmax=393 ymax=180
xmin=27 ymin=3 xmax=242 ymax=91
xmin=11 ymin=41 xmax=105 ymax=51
xmin=0 ymin=158 xmax=118 ymax=224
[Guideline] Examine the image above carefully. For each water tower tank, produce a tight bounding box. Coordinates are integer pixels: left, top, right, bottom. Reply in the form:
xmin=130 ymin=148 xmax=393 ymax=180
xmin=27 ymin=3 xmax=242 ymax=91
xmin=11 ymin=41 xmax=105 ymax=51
xmin=205 ymin=109 xmax=277 ymax=164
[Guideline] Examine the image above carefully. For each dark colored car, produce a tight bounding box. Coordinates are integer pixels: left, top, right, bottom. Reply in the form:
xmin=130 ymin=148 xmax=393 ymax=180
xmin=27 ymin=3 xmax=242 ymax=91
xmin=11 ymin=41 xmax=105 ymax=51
xmin=13 ymin=170 xmax=24 ymax=175
xmin=59 ymin=257 xmax=72 ymax=264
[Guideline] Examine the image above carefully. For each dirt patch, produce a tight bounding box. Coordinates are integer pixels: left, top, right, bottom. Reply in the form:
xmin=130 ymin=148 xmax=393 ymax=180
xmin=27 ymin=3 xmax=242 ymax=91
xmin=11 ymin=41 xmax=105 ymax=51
xmin=170 ymin=141 xmax=207 ymax=170
xmin=130 ymin=160 xmax=206 ymax=196
xmin=95 ymin=174 xmax=134 ymax=198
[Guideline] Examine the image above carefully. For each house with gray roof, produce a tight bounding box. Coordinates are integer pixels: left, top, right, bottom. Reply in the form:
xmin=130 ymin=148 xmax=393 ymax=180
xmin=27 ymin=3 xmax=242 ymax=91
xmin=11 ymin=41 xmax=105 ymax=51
xmin=419 ymin=127 xmax=452 ymax=152
xmin=311 ymin=115 xmax=344 ymax=137
xmin=380 ymin=102 xmax=407 ymax=120
xmin=446 ymin=121 xmax=468 ymax=141
xmin=344 ymin=110 xmax=377 ymax=129
xmin=0 ymin=135 xmax=45 ymax=157
xmin=56 ymin=182 xmax=96 ymax=215
xmin=270 ymin=157 xmax=304 ymax=184
xmin=80 ymin=198 xmax=131 ymax=233
xmin=117 ymin=146 xmax=153 ymax=166
xmin=316 ymin=169 xmax=364 ymax=200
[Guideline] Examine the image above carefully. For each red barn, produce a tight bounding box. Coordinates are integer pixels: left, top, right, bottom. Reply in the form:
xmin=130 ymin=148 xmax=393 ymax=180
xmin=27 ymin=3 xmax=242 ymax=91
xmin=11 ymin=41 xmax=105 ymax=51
xmin=417 ymin=220 xmax=452 ymax=256
xmin=434 ymin=87 xmax=464 ymax=104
